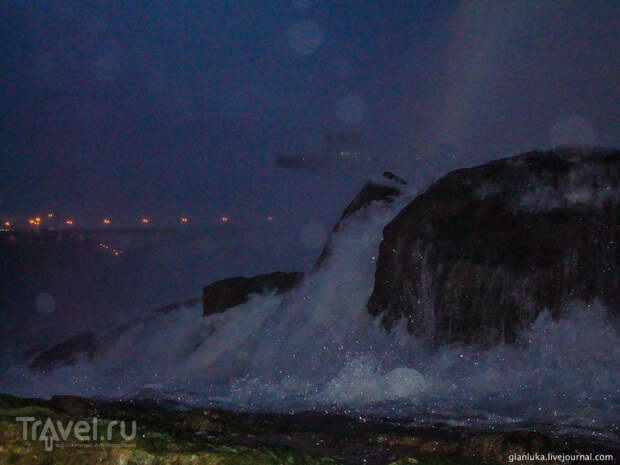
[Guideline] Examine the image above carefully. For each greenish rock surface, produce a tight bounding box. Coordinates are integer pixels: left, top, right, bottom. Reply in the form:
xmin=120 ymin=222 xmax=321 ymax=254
xmin=0 ymin=394 xmax=616 ymax=464
xmin=0 ymin=394 xmax=343 ymax=465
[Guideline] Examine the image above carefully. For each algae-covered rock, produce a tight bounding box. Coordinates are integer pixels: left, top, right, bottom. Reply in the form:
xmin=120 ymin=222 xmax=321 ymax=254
xmin=0 ymin=394 xmax=346 ymax=465
xmin=1 ymin=394 xmax=615 ymax=465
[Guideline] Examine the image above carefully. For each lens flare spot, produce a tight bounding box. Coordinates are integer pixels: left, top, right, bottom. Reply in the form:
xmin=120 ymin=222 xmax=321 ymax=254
xmin=335 ymin=95 xmax=366 ymax=124
xmin=93 ymin=53 xmax=120 ymax=82
xmin=300 ymin=220 xmax=327 ymax=249
xmin=35 ymin=292 xmax=56 ymax=315
xmin=287 ymin=20 xmax=324 ymax=55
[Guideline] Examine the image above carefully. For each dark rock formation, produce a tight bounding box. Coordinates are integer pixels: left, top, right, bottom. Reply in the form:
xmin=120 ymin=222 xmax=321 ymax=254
xmin=155 ymin=297 xmax=201 ymax=314
xmin=27 ymin=298 xmax=202 ymax=372
xmin=368 ymin=148 xmax=620 ymax=345
xmin=2 ymin=393 xmax=614 ymax=465
xmin=28 ymin=332 xmax=96 ymax=370
xmin=338 ymin=182 xmax=402 ymax=226
xmin=28 ymin=323 xmax=133 ymax=371
xmin=203 ymin=271 xmax=304 ymax=316
xmin=382 ymin=171 xmax=407 ymax=185
xmin=314 ymin=172 xmax=405 ymax=268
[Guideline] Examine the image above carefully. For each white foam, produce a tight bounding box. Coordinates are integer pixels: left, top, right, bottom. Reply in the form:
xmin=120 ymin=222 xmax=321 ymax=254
xmin=322 ymin=357 xmax=428 ymax=405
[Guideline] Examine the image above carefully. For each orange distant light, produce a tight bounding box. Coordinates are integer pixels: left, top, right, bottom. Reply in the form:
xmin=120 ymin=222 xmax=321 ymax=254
xmin=103 ymin=218 xmax=111 ymax=225
xmin=48 ymin=213 xmax=54 ymax=218
xmin=66 ymin=220 xmax=74 ymax=226
xmin=180 ymin=217 xmax=189 ymax=223
xmin=4 ymin=221 xmax=10 ymax=227
xmin=35 ymin=217 xmax=41 ymax=222
xmin=267 ymin=216 xmax=274 ymax=222
xmin=29 ymin=219 xmax=35 ymax=225
xmin=141 ymin=218 xmax=150 ymax=224
xmin=220 ymin=216 xmax=229 ymax=223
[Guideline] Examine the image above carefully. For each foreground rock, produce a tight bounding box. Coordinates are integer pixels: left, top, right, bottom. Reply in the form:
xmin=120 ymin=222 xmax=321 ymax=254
xmin=0 ymin=394 xmax=343 ymax=465
xmin=368 ymin=147 xmax=620 ymax=345
xmin=0 ymin=394 xmax=615 ymax=465
xmin=203 ymin=271 xmax=304 ymax=316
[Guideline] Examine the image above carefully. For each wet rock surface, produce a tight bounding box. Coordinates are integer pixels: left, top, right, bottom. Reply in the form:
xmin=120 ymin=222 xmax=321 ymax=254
xmin=368 ymin=148 xmax=620 ymax=345
xmin=0 ymin=394 xmax=616 ymax=464
xmin=28 ymin=332 xmax=97 ymax=370
xmin=202 ymin=271 xmax=304 ymax=316
xmin=155 ymin=297 xmax=202 ymax=314
xmin=27 ymin=322 xmax=132 ymax=371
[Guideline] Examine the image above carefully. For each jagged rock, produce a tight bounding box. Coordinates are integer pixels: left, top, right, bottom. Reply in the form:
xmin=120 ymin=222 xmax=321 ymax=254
xmin=28 ymin=297 xmax=202 ymax=371
xmin=155 ymin=297 xmax=201 ymax=314
xmin=27 ymin=322 xmax=134 ymax=371
xmin=338 ymin=182 xmax=402 ymax=226
xmin=368 ymin=148 xmax=620 ymax=345
xmin=315 ymin=172 xmax=405 ymax=268
xmin=28 ymin=332 xmax=96 ymax=370
xmin=202 ymin=271 xmax=304 ymax=316
xmin=382 ymin=171 xmax=408 ymax=185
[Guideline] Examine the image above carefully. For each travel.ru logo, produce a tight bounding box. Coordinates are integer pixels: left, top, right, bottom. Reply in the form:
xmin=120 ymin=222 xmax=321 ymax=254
xmin=16 ymin=416 xmax=137 ymax=451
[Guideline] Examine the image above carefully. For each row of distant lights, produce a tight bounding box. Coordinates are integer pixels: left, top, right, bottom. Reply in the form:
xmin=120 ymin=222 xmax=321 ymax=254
xmin=3 ymin=214 xmax=276 ymax=228
xmin=98 ymin=242 xmax=123 ymax=257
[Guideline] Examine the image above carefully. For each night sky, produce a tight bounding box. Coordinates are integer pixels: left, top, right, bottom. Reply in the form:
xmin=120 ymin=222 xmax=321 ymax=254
xmin=2 ymin=0 xmax=619 ymax=229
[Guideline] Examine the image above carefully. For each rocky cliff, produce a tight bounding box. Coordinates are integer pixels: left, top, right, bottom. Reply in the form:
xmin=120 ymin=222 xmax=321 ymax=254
xmin=203 ymin=271 xmax=304 ymax=316
xmin=368 ymin=147 xmax=620 ymax=345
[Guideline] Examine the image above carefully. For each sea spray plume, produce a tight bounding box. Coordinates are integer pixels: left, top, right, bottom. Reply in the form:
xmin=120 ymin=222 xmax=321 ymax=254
xmin=2 ymin=153 xmax=619 ymax=441
xmin=1 ymin=176 xmax=414 ymax=402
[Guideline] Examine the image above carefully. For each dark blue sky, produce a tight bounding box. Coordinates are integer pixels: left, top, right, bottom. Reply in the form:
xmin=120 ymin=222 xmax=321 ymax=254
xmin=1 ymin=0 xmax=619 ymax=230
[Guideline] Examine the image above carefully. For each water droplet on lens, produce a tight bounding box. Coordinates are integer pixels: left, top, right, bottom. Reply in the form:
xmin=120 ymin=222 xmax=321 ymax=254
xmin=75 ymin=100 xmax=103 ymax=123
xmin=35 ymin=292 xmax=56 ymax=315
xmin=300 ymin=221 xmax=327 ymax=249
xmin=335 ymin=95 xmax=366 ymax=124
xmin=93 ymin=53 xmax=120 ymax=82
xmin=287 ymin=20 xmax=324 ymax=55
xmin=147 ymin=70 xmax=166 ymax=93
xmin=292 ymin=0 xmax=312 ymax=10
xmin=34 ymin=53 xmax=55 ymax=74
xmin=333 ymin=58 xmax=351 ymax=77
